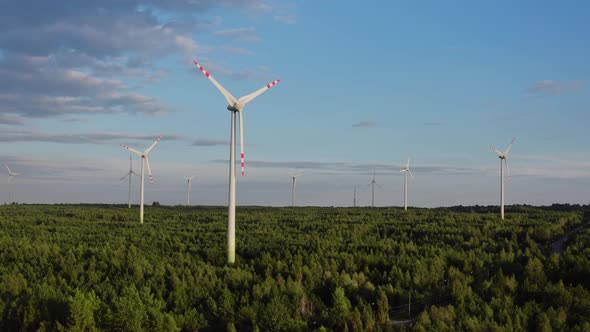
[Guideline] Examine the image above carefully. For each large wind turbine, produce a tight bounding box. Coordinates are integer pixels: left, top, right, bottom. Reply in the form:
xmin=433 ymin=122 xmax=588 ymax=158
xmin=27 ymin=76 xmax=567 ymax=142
xmin=4 ymin=163 xmax=20 ymax=203
xmin=193 ymin=59 xmax=280 ymax=264
xmin=120 ymin=136 xmax=163 ymax=224
xmin=400 ymin=158 xmax=415 ymax=211
xmin=120 ymin=156 xmax=138 ymax=208
xmin=368 ymin=168 xmax=381 ymax=207
xmin=185 ymin=176 xmax=195 ymax=206
xmin=491 ymin=138 xmax=515 ymax=220
xmin=289 ymin=172 xmax=304 ymax=207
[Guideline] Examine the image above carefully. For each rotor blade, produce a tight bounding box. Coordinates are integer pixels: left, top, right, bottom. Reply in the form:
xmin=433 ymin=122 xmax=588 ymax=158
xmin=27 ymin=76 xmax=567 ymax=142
xmin=239 ymin=111 xmax=245 ymax=176
xmin=120 ymin=173 xmax=130 ymax=180
xmin=145 ymin=157 xmax=154 ymax=184
xmin=504 ymin=137 xmax=516 ymax=157
xmin=505 ymin=158 xmax=511 ymax=182
xmin=120 ymin=144 xmax=143 ymax=157
xmin=408 ymin=169 xmax=415 ymax=180
xmin=144 ymin=135 xmax=163 ymax=155
xmin=491 ymin=145 xmax=503 ymax=157
xmin=237 ymin=79 xmax=280 ymax=105
xmin=406 ymin=158 xmax=410 ymax=169
xmin=3 ymin=163 xmax=11 ymax=174
xmin=193 ymin=60 xmax=238 ymax=105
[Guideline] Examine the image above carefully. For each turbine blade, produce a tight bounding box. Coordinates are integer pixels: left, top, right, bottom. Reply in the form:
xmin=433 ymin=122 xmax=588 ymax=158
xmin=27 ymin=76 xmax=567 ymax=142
xmin=120 ymin=173 xmax=130 ymax=180
xmin=505 ymin=158 xmax=512 ymax=182
xmin=237 ymin=79 xmax=280 ymax=105
xmin=409 ymin=169 xmax=415 ymax=180
xmin=504 ymin=137 xmax=516 ymax=156
xmin=144 ymin=135 xmax=163 ymax=155
xmin=145 ymin=157 xmax=154 ymax=184
xmin=491 ymin=145 xmax=503 ymax=157
xmin=193 ymin=60 xmax=238 ymax=105
xmin=239 ymin=111 xmax=245 ymax=176
xmin=120 ymin=144 xmax=143 ymax=157
xmin=406 ymin=158 xmax=410 ymax=169
xmin=4 ymin=163 xmax=11 ymax=174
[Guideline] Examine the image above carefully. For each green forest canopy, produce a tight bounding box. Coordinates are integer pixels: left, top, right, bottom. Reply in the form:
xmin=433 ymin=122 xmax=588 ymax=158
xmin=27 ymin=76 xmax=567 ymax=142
xmin=0 ymin=204 xmax=589 ymax=331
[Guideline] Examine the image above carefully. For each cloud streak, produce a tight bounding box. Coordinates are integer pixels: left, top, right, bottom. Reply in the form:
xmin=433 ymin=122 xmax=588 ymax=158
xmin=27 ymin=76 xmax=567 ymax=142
xmin=352 ymin=121 xmax=378 ymax=128
xmin=192 ymin=139 xmax=229 ymax=146
xmin=527 ymin=80 xmax=581 ymax=96
xmin=210 ymin=159 xmax=481 ymax=176
xmin=0 ymin=129 xmax=187 ymax=145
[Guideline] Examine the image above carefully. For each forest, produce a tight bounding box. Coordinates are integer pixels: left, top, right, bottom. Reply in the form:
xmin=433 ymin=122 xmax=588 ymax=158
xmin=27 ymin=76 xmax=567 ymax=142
xmin=0 ymin=204 xmax=589 ymax=331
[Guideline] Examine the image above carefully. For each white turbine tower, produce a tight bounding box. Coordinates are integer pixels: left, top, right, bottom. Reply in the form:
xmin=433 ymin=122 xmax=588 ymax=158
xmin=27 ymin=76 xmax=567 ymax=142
xmin=4 ymin=163 xmax=20 ymax=203
xmin=120 ymin=156 xmax=138 ymax=208
xmin=288 ymin=172 xmax=304 ymax=207
xmin=120 ymin=136 xmax=163 ymax=224
xmin=185 ymin=176 xmax=195 ymax=206
xmin=400 ymin=158 xmax=415 ymax=211
xmin=368 ymin=168 xmax=381 ymax=207
xmin=193 ymin=59 xmax=280 ymax=264
xmin=491 ymin=138 xmax=515 ymax=220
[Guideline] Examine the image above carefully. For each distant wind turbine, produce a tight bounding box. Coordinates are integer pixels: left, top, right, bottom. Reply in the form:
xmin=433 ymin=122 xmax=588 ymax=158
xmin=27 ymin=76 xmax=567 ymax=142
xmin=288 ymin=172 xmax=304 ymax=207
xmin=368 ymin=168 xmax=382 ymax=207
xmin=185 ymin=176 xmax=195 ymax=206
xmin=400 ymin=158 xmax=415 ymax=211
xmin=491 ymin=138 xmax=515 ymax=220
xmin=120 ymin=156 xmax=138 ymax=208
xmin=4 ymin=163 xmax=20 ymax=203
xmin=193 ymin=59 xmax=280 ymax=264
xmin=120 ymin=136 xmax=163 ymax=224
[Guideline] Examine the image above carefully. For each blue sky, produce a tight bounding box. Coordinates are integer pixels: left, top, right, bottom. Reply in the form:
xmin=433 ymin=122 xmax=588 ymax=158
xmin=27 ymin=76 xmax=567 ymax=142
xmin=0 ymin=1 xmax=589 ymax=207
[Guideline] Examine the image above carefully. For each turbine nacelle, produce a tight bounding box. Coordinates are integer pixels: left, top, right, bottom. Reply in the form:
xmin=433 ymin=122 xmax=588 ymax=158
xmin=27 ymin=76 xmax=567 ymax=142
xmin=227 ymin=104 xmax=245 ymax=112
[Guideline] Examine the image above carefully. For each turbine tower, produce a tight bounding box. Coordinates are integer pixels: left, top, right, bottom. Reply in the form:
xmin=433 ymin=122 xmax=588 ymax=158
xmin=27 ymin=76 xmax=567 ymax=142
xmin=4 ymin=163 xmax=20 ymax=203
xmin=288 ymin=172 xmax=304 ymax=207
xmin=193 ymin=60 xmax=280 ymax=264
xmin=120 ymin=136 xmax=163 ymax=224
xmin=120 ymin=156 xmax=138 ymax=208
xmin=367 ymin=168 xmax=381 ymax=207
xmin=400 ymin=158 xmax=415 ymax=211
xmin=185 ymin=176 xmax=195 ymax=206
xmin=353 ymin=185 xmax=357 ymax=207
xmin=491 ymin=138 xmax=515 ymax=220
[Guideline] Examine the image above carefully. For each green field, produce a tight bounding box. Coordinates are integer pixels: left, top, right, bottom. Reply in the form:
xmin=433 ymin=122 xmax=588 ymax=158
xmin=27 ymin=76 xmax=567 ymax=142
xmin=0 ymin=204 xmax=589 ymax=331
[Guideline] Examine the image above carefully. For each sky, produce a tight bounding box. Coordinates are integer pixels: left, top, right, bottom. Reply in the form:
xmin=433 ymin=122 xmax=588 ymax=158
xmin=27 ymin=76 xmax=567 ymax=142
xmin=0 ymin=1 xmax=589 ymax=207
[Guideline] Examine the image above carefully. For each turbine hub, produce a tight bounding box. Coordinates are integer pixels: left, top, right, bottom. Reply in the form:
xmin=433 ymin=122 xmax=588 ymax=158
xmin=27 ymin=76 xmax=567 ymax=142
xmin=227 ymin=103 xmax=243 ymax=112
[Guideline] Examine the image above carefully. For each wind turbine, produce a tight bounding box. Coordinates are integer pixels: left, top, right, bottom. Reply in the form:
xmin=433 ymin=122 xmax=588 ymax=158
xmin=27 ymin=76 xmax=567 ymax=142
xmin=120 ymin=136 xmax=163 ymax=224
xmin=491 ymin=138 xmax=515 ymax=220
xmin=185 ymin=176 xmax=195 ymax=206
xmin=193 ymin=59 xmax=280 ymax=264
xmin=288 ymin=172 xmax=304 ymax=207
xmin=353 ymin=185 xmax=357 ymax=207
xmin=4 ymin=163 xmax=20 ymax=203
xmin=368 ymin=168 xmax=381 ymax=207
xmin=400 ymin=158 xmax=415 ymax=211
xmin=120 ymin=156 xmax=138 ymax=208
